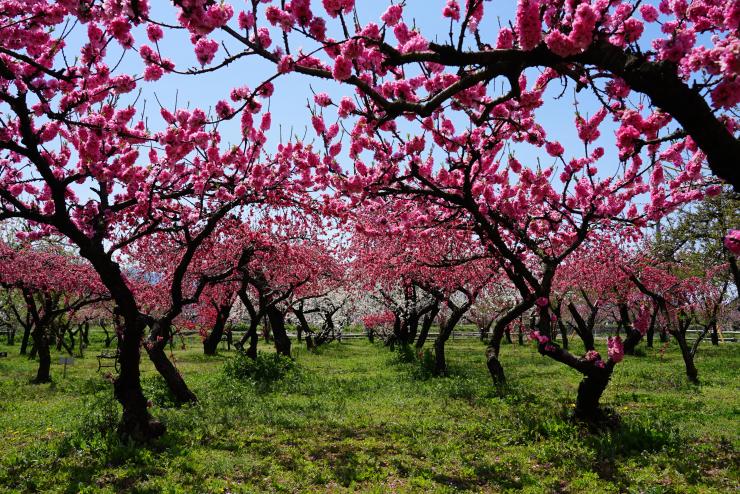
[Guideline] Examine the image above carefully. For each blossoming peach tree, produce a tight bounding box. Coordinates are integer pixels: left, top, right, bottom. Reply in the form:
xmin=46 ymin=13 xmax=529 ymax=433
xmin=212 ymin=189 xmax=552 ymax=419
xmin=1 ymin=0 xmax=736 ymax=438
xmin=160 ymin=0 xmax=735 ymax=422
xmin=0 ymin=0 xmax=323 ymax=439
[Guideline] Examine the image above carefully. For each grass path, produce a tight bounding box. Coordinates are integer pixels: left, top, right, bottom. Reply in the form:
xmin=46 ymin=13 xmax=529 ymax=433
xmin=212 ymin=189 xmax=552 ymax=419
xmin=0 ymin=335 xmax=738 ymax=493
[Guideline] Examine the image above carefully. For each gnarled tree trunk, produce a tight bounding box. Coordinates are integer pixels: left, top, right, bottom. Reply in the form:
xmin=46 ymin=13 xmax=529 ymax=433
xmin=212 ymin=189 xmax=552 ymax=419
xmin=415 ymin=302 xmax=439 ymax=350
xmin=574 ymin=368 xmax=612 ymax=422
xmin=147 ymin=320 xmax=197 ymax=404
xmin=267 ymin=306 xmax=291 ymax=358
xmin=203 ymin=302 xmax=232 ymax=355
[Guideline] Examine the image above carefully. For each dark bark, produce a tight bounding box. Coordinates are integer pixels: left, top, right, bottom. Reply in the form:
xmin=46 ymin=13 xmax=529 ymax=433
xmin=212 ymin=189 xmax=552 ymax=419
xmin=407 ymin=312 xmax=419 ymax=344
xmin=710 ymin=321 xmax=719 ymax=346
xmin=674 ymin=330 xmax=699 ymax=384
xmin=415 ymin=302 xmax=439 ymax=349
xmin=574 ymin=369 xmax=612 ymax=421
xmin=203 ymin=302 xmax=232 ymax=356
xmin=432 ymin=294 xmax=472 ymax=376
xmin=729 ymin=256 xmax=740 ymax=296
xmin=486 ymin=301 xmax=535 ymax=385
xmin=567 ymin=302 xmax=596 ymax=351
xmin=32 ymin=326 xmax=51 ymax=383
xmin=646 ymin=305 xmax=659 ymax=348
xmin=559 ymin=322 xmax=569 ymax=350
xmin=100 ymin=320 xmax=115 ymax=348
xmin=294 ymin=307 xmax=311 ymax=346
xmin=114 ymin=314 xmax=164 ymax=441
xmin=267 ymin=306 xmax=291 ymax=358
xmin=517 ymin=323 xmax=524 ymax=345
xmin=552 ymin=302 xmax=568 ymax=350
xmin=486 ymin=334 xmax=506 ymax=385
xmin=146 ymin=321 xmax=197 ymax=404
xmin=19 ymin=323 xmax=31 ymax=355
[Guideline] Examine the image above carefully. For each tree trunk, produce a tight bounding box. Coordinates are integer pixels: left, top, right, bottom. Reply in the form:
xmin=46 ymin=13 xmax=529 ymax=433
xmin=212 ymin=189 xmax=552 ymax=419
xmin=267 ymin=306 xmax=291 ymax=358
xmin=415 ymin=303 xmax=439 ymax=350
xmin=710 ymin=321 xmax=719 ymax=346
xmin=673 ymin=331 xmax=699 ymax=384
xmin=100 ymin=320 xmax=114 ymax=348
xmin=19 ymin=324 xmax=31 ymax=355
xmin=432 ymin=302 xmax=469 ymax=376
xmin=32 ymin=325 xmax=52 ymax=384
xmin=557 ymin=320 xmax=569 ymax=350
xmin=82 ymin=322 xmax=90 ymax=347
xmin=504 ymin=328 xmax=513 ymax=344
xmin=294 ymin=308 xmax=311 ymax=349
xmin=203 ymin=303 xmax=231 ymax=355
xmin=433 ymin=337 xmax=447 ymax=375
xmin=486 ymin=325 xmax=507 ymax=385
xmin=114 ymin=315 xmax=164 ymax=441
xmin=486 ymin=343 xmax=505 ymax=385
xmin=408 ymin=313 xmax=420 ymax=345
xmin=574 ymin=368 xmax=612 ymax=422
xmin=147 ymin=321 xmax=198 ymax=404
xmin=568 ymin=303 xmax=595 ymax=352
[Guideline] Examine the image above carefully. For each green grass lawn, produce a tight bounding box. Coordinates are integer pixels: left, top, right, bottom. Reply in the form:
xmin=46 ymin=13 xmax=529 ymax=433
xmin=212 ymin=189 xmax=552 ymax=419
xmin=0 ymin=334 xmax=737 ymax=493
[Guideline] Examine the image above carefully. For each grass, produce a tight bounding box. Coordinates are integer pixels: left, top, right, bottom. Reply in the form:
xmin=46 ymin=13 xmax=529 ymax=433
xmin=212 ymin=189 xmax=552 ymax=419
xmin=0 ymin=333 xmax=738 ymax=493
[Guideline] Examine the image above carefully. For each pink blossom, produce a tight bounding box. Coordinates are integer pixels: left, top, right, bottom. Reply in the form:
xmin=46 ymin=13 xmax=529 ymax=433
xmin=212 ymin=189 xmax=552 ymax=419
xmin=496 ymin=28 xmax=515 ymax=49
xmin=535 ymin=296 xmax=549 ymax=307
xmin=381 ymin=4 xmax=403 ymax=26
xmin=640 ymin=4 xmax=659 ymax=22
xmin=401 ymin=34 xmax=430 ymax=54
xmin=314 ymin=93 xmax=332 ymax=107
xmin=215 ymin=100 xmax=233 ymax=119
xmin=143 ymin=64 xmax=164 ymax=81
xmin=146 ymin=24 xmax=164 ymax=43
xmin=516 ymin=0 xmax=541 ymax=51
xmin=338 ymin=97 xmax=356 ymax=117
xmin=607 ymin=336 xmax=624 ymax=363
xmin=442 ymin=1 xmax=461 ymax=21
xmin=545 ymin=141 xmax=564 ymax=156
xmin=584 ymin=350 xmax=601 ymax=362
xmin=204 ymin=4 xmax=233 ymax=29
xmin=531 ymin=330 xmax=550 ymax=344
xmin=277 ymin=55 xmax=294 ymax=74
xmin=260 ymin=112 xmax=272 ymax=131
xmin=633 ymin=307 xmax=651 ymax=335
xmin=194 ymin=37 xmax=219 ymax=66
xmin=323 ymin=0 xmax=354 ymax=18
xmin=309 ymin=17 xmax=327 ymax=40
xmin=725 ymin=230 xmax=740 ymax=255
xmin=332 ymin=55 xmax=353 ymax=81
xmin=576 ymin=108 xmax=607 ymax=144
xmin=545 ymin=30 xmax=577 ymax=56
xmin=466 ymin=0 xmax=485 ymax=32
xmin=312 ymin=115 xmax=326 ymax=134
xmin=255 ymin=27 xmax=272 ymax=48
xmin=238 ymin=11 xmax=255 ymax=30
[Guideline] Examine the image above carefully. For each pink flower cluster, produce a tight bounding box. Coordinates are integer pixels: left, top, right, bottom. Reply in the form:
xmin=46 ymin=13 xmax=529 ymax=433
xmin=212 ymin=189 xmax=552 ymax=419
xmin=515 ymin=0 xmax=541 ymax=51
xmin=194 ymin=37 xmax=219 ymax=66
xmin=442 ymin=1 xmax=461 ymax=21
xmin=725 ymin=230 xmax=740 ymax=255
xmin=381 ymin=4 xmax=403 ymax=26
xmin=607 ymin=336 xmax=624 ymax=363
xmin=322 ymin=0 xmax=354 ymax=18
xmin=545 ymin=3 xmax=599 ymax=56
